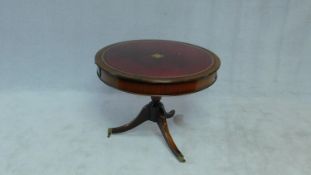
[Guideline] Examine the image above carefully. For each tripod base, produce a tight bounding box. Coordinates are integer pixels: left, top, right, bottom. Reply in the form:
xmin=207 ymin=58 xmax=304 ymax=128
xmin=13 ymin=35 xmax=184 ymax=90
xmin=107 ymin=96 xmax=185 ymax=162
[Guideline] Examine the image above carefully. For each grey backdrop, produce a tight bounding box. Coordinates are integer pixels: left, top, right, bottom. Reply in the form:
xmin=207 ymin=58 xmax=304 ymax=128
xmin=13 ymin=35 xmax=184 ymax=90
xmin=1 ymin=0 xmax=311 ymax=175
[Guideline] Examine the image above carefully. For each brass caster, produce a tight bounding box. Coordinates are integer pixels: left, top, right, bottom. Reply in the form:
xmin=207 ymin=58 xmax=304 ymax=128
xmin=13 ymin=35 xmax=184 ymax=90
xmin=107 ymin=128 xmax=112 ymax=138
xmin=177 ymin=154 xmax=186 ymax=163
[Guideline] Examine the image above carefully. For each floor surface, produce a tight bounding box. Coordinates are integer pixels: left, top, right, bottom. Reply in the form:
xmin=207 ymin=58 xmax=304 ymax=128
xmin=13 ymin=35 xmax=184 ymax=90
xmin=1 ymin=85 xmax=310 ymax=175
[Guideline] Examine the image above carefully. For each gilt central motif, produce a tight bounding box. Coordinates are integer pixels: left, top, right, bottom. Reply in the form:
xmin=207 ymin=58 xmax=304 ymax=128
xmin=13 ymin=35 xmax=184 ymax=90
xmin=151 ymin=53 xmax=164 ymax=59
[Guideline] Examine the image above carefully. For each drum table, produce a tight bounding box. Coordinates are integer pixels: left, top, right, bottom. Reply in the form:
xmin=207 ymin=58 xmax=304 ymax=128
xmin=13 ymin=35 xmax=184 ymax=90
xmin=95 ymin=40 xmax=220 ymax=162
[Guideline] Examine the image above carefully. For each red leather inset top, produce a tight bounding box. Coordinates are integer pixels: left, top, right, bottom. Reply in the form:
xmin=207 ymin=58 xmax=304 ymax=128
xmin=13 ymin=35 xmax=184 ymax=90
xmin=101 ymin=40 xmax=215 ymax=78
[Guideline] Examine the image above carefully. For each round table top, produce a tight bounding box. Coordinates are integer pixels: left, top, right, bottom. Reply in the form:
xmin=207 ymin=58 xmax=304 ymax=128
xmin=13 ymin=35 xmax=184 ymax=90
xmin=95 ymin=40 xmax=220 ymax=95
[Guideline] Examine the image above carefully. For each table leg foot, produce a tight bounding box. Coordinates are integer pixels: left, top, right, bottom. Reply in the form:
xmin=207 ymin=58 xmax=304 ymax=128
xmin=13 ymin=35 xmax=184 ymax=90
xmin=157 ymin=116 xmax=186 ymax=163
xmin=158 ymin=102 xmax=175 ymax=119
